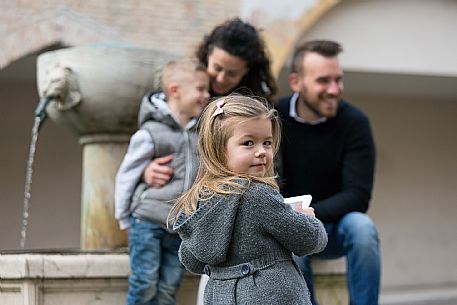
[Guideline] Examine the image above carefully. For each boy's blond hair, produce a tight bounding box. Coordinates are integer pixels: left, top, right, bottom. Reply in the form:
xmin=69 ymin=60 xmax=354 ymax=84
xmin=171 ymin=95 xmax=281 ymax=217
xmin=159 ymin=58 xmax=207 ymax=95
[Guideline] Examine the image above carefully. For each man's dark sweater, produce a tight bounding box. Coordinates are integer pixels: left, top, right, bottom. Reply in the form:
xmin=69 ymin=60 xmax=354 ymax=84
xmin=276 ymin=95 xmax=376 ymax=224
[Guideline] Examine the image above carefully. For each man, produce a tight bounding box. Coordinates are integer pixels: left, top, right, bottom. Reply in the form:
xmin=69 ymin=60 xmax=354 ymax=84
xmin=276 ymin=40 xmax=380 ymax=305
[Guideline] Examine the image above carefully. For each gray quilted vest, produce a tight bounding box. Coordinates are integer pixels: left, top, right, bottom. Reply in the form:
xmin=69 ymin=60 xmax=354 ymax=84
xmin=130 ymin=119 xmax=199 ymax=232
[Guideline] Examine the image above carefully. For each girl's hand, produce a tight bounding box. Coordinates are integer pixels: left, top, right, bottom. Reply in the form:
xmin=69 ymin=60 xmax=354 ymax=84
xmin=295 ymin=205 xmax=315 ymax=217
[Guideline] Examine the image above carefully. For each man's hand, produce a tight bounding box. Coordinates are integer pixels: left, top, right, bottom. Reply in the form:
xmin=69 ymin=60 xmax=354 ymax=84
xmin=143 ymin=155 xmax=174 ymax=187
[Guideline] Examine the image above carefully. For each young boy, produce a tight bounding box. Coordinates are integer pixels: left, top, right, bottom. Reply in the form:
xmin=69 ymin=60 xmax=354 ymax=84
xmin=115 ymin=58 xmax=210 ymax=305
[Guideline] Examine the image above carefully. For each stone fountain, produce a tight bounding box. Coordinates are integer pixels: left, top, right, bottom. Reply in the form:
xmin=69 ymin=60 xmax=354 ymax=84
xmin=0 ymin=45 xmax=200 ymax=305
xmin=36 ymin=45 xmax=178 ymax=250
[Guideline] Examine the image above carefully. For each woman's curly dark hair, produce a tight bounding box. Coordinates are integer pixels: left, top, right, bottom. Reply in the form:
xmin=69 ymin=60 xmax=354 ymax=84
xmin=196 ymin=18 xmax=277 ymax=103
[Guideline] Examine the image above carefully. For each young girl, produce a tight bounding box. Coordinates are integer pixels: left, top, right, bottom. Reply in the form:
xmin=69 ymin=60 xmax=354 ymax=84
xmin=171 ymin=95 xmax=328 ymax=305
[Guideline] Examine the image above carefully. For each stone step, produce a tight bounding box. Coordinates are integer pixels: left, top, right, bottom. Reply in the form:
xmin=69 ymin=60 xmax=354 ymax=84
xmin=380 ymin=286 xmax=457 ymax=305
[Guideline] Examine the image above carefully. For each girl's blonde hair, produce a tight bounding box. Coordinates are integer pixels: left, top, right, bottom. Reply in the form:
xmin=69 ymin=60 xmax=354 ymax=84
xmin=171 ymin=94 xmax=281 ymax=218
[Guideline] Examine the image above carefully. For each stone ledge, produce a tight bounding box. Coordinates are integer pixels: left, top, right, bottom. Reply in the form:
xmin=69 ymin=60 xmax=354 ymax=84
xmin=0 ymin=253 xmax=130 ymax=279
xmin=1 ymin=253 xmax=347 ymax=279
xmin=0 ymin=253 xmax=346 ymax=305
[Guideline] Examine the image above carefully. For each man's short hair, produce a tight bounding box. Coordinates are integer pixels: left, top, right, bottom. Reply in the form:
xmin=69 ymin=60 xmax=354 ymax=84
xmin=291 ymin=40 xmax=343 ymax=75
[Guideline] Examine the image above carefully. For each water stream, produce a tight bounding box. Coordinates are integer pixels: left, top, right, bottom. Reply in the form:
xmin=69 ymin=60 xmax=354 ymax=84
xmin=19 ymin=116 xmax=42 ymax=249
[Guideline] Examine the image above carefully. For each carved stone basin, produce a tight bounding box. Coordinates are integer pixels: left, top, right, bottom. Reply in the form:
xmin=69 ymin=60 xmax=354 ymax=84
xmin=37 ymin=44 xmax=175 ymax=135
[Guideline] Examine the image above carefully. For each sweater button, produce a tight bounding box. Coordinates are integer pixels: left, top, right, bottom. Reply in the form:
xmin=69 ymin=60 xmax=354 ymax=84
xmin=203 ymin=265 xmax=211 ymax=276
xmin=241 ymin=264 xmax=251 ymax=276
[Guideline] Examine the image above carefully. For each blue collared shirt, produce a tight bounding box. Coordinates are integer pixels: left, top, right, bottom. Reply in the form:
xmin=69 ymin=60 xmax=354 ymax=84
xmin=289 ymin=92 xmax=327 ymax=125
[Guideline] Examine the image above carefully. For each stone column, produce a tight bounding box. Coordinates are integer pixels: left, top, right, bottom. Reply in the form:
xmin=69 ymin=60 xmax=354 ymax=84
xmin=80 ymin=135 xmax=130 ymax=249
xmin=36 ymin=45 xmax=176 ymax=250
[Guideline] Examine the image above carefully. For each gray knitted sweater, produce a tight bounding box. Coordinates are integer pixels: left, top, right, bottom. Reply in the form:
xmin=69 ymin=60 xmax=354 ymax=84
xmin=173 ymin=181 xmax=328 ymax=305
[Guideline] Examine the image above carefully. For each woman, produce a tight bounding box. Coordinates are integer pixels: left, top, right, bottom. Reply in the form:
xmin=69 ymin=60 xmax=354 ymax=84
xmin=143 ymin=17 xmax=277 ymax=187
xmin=197 ymin=17 xmax=276 ymax=100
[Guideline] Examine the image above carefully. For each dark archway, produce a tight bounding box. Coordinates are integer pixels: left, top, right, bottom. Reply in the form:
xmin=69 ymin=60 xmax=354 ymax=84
xmin=0 ymin=44 xmax=82 ymax=251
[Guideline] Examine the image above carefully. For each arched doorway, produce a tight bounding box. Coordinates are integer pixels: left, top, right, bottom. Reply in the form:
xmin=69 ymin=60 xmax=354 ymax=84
xmin=0 ymin=45 xmax=82 ymax=250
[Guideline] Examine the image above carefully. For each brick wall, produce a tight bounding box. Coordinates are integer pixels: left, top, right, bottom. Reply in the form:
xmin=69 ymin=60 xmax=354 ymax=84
xmin=0 ymin=0 xmax=240 ymax=68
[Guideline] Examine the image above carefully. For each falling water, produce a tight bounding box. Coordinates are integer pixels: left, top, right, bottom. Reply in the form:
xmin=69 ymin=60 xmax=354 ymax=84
xmin=19 ymin=116 xmax=42 ymax=249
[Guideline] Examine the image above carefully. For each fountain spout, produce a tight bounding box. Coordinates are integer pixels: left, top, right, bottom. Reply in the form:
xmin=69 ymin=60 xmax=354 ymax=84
xmin=34 ymin=97 xmax=51 ymax=127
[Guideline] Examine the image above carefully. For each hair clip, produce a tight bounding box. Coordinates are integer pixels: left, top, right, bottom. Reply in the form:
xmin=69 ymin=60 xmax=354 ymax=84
xmin=212 ymin=99 xmax=226 ymax=118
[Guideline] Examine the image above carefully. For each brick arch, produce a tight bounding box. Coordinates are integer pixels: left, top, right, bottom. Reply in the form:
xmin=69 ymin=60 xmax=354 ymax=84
xmin=1 ymin=9 xmax=122 ymax=69
xmin=262 ymin=0 xmax=341 ymax=78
